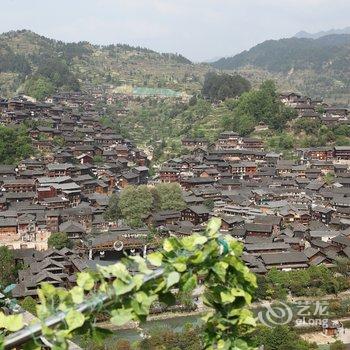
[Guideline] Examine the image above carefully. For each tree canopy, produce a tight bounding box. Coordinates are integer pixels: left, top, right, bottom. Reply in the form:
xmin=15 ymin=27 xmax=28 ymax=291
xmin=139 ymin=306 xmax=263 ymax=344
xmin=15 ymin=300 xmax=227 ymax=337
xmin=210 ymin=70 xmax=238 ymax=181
xmin=48 ymin=232 xmax=72 ymax=250
xmin=112 ymin=184 xmax=187 ymax=228
xmin=23 ymin=57 xmax=80 ymax=100
xmin=119 ymin=185 xmax=154 ymax=228
xmin=252 ymin=325 xmax=317 ymax=350
xmin=23 ymin=76 xmax=55 ymax=100
xmin=103 ymin=193 xmax=121 ymax=222
xmin=0 ymin=125 xmax=33 ymax=164
xmin=152 ymin=183 xmax=186 ymax=211
xmin=202 ymin=72 xmax=251 ymax=101
xmin=233 ymin=80 xmax=297 ymax=131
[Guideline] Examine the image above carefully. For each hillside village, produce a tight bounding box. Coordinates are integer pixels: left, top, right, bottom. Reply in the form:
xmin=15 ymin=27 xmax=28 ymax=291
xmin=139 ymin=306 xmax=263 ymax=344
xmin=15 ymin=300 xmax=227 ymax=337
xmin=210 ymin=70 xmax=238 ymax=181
xmin=0 ymin=87 xmax=349 ymax=303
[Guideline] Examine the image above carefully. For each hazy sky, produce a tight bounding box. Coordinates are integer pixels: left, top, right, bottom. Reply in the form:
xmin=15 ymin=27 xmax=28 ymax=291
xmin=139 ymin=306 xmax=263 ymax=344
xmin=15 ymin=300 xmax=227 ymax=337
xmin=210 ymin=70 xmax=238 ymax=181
xmin=0 ymin=0 xmax=349 ymax=61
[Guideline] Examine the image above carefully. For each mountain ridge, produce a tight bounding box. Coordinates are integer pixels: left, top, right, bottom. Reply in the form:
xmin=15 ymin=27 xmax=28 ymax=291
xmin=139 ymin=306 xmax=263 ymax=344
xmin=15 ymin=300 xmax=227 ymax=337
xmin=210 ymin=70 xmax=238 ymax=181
xmin=0 ymin=29 xmax=208 ymax=98
xmin=294 ymin=26 xmax=350 ymax=39
xmin=211 ymin=34 xmax=350 ymax=102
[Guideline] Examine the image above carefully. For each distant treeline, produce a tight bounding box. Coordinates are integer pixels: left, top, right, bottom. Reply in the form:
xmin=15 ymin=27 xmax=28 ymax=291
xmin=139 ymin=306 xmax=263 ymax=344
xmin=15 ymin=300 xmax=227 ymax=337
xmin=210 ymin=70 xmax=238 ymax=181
xmin=212 ymin=35 xmax=350 ymax=73
xmin=0 ymin=44 xmax=31 ymax=75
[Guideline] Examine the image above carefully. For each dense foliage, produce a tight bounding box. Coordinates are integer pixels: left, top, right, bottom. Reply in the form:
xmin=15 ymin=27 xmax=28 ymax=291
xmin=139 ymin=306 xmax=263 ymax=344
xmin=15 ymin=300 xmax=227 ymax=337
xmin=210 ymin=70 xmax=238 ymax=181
xmin=255 ymin=265 xmax=350 ymax=300
xmin=0 ymin=30 xmax=205 ymax=98
xmin=103 ymin=194 xmax=121 ymax=222
xmin=220 ymin=80 xmax=297 ymax=135
xmin=251 ymin=325 xmax=317 ymax=350
xmin=47 ymin=232 xmax=72 ymax=250
xmin=0 ymin=44 xmax=31 ymax=75
xmin=212 ymin=35 xmax=350 ymax=73
xmin=0 ymin=246 xmax=17 ymax=287
xmin=23 ymin=57 xmax=80 ymax=99
xmin=202 ymin=72 xmax=251 ymax=101
xmin=291 ymin=118 xmax=350 ymax=147
xmin=20 ymin=296 xmax=37 ymax=316
xmin=138 ymin=324 xmax=202 ymax=350
xmin=114 ymin=183 xmax=186 ymax=227
xmin=0 ymin=125 xmax=33 ymax=164
xmin=119 ymin=185 xmax=154 ymax=228
xmin=152 ymin=183 xmax=186 ymax=211
xmin=233 ymin=80 xmax=297 ymax=131
xmin=23 ymin=76 xmax=56 ymax=100
xmin=211 ymin=34 xmax=350 ymax=101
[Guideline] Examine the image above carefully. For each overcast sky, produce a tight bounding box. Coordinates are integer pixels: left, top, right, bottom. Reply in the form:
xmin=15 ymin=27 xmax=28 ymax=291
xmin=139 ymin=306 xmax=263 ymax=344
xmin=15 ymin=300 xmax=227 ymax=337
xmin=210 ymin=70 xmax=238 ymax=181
xmin=0 ymin=0 xmax=349 ymax=61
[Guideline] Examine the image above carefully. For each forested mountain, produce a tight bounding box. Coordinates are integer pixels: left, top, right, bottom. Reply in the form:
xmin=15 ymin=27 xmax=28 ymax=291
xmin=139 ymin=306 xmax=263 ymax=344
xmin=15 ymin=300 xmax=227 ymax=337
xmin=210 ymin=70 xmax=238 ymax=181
xmin=294 ymin=27 xmax=350 ymax=39
xmin=0 ymin=30 xmax=208 ymax=97
xmin=212 ymin=35 xmax=350 ymax=102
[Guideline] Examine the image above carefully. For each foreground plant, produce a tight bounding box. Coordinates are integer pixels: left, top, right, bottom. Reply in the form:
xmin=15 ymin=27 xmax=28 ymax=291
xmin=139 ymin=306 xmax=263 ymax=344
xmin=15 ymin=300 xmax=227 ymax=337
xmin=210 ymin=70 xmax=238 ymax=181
xmin=0 ymin=218 xmax=257 ymax=350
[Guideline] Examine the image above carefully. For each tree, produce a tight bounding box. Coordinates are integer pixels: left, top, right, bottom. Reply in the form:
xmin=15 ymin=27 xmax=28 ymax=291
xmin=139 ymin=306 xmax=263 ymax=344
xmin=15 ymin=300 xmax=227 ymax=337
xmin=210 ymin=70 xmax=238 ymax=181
xmin=335 ymin=257 xmax=350 ymax=276
xmin=323 ymin=172 xmax=335 ymax=186
xmin=119 ymin=185 xmax=153 ymax=228
xmin=48 ymin=232 xmax=72 ymax=250
xmin=0 ymin=246 xmax=16 ymax=287
xmin=234 ymin=80 xmax=297 ymax=131
xmin=23 ymin=76 xmax=55 ymax=100
xmin=202 ymin=72 xmax=251 ymax=101
xmin=153 ymin=183 xmax=186 ymax=211
xmin=20 ymin=296 xmax=37 ymax=316
xmin=253 ymin=325 xmax=317 ymax=350
xmin=0 ymin=125 xmax=33 ymax=164
xmin=103 ymin=194 xmax=121 ymax=221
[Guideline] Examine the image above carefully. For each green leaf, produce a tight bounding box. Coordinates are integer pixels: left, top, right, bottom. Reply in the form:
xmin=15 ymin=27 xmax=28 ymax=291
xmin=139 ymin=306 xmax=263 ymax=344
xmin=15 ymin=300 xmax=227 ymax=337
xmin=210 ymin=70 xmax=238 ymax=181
xmin=182 ymin=234 xmax=207 ymax=251
xmin=190 ymin=251 xmax=207 ymax=264
xmin=110 ymin=308 xmax=133 ymax=326
xmin=220 ymin=291 xmax=235 ymax=303
xmin=212 ymin=261 xmax=228 ymax=281
xmin=163 ymin=239 xmax=174 ymax=252
xmin=147 ymin=252 xmax=163 ymax=266
xmin=0 ymin=313 xmax=23 ymax=332
xmin=65 ymin=309 xmax=85 ymax=331
xmin=132 ymin=292 xmax=158 ymax=315
xmin=238 ymin=309 xmax=256 ymax=327
xmin=132 ymin=274 xmax=144 ymax=289
xmin=135 ymin=258 xmax=152 ymax=275
xmin=70 ymin=286 xmax=84 ymax=304
xmin=77 ymin=272 xmax=95 ymax=291
xmin=182 ymin=275 xmax=197 ymax=292
xmin=106 ymin=263 xmax=131 ymax=282
xmin=207 ymin=217 xmax=221 ymax=235
xmin=166 ymin=271 xmax=180 ymax=289
xmin=113 ymin=279 xmax=135 ymax=295
xmin=173 ymin=262 xmax=187 ymax=272
xmin=41 ymin=282 xmax=56 ymax=297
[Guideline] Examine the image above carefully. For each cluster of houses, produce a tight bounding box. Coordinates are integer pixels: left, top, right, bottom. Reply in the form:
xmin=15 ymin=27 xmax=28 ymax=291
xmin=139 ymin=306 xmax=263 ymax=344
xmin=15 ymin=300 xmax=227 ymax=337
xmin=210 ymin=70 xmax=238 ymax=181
xmin=279 ymin=92 xmax=349 ymax=125
xmin=1 ymin=91 xmax=350 ymax=299
xmin=0 ymin=93 xmax=150 ymax=253
xmin=155 ymin=130 xmax=350 ymax=274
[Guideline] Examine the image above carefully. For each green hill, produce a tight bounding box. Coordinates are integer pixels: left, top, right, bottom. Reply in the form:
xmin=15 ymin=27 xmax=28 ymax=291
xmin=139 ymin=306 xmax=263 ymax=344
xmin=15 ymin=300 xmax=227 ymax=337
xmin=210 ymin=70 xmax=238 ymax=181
xmin=212 ymin=35 xmax=350 ymax=103
xmin=0 ymin=30 xmax=209 ymax=98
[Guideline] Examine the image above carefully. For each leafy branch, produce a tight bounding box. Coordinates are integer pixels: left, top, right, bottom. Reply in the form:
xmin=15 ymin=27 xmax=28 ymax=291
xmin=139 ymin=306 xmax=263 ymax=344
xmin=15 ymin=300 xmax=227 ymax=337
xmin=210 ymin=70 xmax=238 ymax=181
xmin=0 ymin=218 xmax=257 ymax=350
